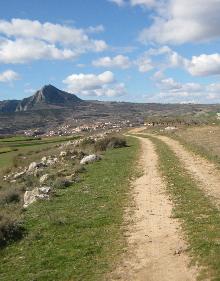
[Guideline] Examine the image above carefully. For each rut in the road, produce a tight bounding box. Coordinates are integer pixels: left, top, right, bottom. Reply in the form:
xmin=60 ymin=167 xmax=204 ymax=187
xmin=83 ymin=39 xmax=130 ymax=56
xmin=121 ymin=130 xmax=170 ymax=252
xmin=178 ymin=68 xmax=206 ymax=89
xmin=110 ymin=137 xmax=197 ymax=281
xmin=156 ymin=135 xmax=220 ymax=208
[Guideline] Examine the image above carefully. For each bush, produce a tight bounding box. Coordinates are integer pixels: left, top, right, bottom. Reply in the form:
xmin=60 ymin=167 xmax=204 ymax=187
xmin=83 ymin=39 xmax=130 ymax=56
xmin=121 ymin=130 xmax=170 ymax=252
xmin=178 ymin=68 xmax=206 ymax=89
xmin=95 ymin=136 xmax=127 ymax=151
xmin=80 ymin=137 xmax=95 ymax=146
xmin=0 ymin=188 xmax=21 ymax=205
xmin=0 ymin=214 xmax=24 ymax=248
xmin=53 ymin=178 xmax=72 ymax=189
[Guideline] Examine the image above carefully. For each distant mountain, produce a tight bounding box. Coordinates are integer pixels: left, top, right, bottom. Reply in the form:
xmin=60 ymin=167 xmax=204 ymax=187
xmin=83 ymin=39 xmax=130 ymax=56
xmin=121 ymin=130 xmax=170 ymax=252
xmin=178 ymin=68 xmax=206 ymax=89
xmin=0 ymin=84 xmax=82 ymax=112
xmin=0 ymin=100 xmax=20 ymax=113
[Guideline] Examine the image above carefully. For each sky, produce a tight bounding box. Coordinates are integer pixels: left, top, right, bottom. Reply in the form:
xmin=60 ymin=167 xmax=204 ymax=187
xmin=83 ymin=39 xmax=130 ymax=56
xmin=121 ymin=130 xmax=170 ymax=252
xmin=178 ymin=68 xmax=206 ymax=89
xmin=0 ymin=0 xmax=220 ymax=104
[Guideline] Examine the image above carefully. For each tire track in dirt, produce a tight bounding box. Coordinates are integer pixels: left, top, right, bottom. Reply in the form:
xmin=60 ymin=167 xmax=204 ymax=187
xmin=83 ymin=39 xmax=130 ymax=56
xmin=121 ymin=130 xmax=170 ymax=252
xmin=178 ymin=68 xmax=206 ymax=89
xmin=110 ymin=136 xmax=197 ymax=281
xmin=155 ymin=135 xmax=220 ymax=208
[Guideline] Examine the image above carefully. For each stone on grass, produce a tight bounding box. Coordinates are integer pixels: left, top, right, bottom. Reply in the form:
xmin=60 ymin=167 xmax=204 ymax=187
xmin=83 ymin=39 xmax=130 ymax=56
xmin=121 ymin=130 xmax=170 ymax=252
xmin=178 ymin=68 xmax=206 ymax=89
xmin=28 ymin=162 xmax=38 ymax=172
xmin=80 ymin=154 xmax=101 ymax=165
xmin=60 ymin=151 xmax=67 ymax=157
xmin=23 ymin=186 xmax=51 ymax=208
xmin=39 ymin=174 xmax=49 ymax=184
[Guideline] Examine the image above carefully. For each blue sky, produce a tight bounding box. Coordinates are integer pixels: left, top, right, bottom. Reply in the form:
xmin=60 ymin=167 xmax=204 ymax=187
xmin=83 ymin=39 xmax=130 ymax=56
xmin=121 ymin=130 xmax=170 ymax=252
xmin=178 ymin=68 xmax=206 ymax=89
xmin=0 ymin=0 xmax=220 ymax=103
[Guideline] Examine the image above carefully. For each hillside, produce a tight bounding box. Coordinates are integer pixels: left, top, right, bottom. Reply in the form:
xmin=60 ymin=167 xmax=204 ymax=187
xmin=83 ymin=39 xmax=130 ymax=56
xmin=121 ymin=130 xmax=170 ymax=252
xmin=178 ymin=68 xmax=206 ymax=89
xmin=0 ymin=84 xmax=220 ymax=135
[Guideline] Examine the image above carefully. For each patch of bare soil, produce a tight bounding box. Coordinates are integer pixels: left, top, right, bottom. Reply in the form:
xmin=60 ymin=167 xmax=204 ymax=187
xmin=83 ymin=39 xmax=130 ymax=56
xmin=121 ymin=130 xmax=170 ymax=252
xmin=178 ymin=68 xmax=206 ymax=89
xmin=156 ymin=135 xmax=220 ymax=208
xmin=110 ymin=137 xmax=197 ymax=281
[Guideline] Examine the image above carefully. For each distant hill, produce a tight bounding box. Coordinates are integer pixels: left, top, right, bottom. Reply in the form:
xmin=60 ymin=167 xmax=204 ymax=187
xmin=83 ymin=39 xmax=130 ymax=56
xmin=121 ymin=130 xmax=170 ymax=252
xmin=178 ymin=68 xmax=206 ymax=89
xmin=0 ymin=85 xmax=82 ymax=112
xmin=0 ymin=84 xmax=219 ymax=135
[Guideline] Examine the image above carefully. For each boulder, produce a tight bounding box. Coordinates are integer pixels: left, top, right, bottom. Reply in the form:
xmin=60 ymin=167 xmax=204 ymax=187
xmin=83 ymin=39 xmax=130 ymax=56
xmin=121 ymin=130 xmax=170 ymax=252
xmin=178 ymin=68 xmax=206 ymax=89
xmin=28 ymin=162 xmax=38 ymax=172
xmin=13 ymin=170 xmax=26 ymax=179
xmin=60 ymin=151 xmax=67 ymax=157
xmin=23 ymin=188 xmax=40 ymax=208
xmin=41 ymin=156 xmax=47 ymax=163
xmin=39 ymin=174 xmax=49 ymax=184
xmin=46 ymin=157 xmax=58 ymax=165
xmin=80 ymin=154 xmax=101 ymax=165
xmin=23 ymin=186 xmax=51 ymax=208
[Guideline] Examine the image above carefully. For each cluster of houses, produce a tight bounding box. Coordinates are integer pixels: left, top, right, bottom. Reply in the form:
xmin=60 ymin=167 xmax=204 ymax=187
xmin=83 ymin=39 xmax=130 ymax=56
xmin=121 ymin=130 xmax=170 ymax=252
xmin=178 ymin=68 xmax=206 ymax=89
xmin=23 ymin=119 xmax=138 ymax=138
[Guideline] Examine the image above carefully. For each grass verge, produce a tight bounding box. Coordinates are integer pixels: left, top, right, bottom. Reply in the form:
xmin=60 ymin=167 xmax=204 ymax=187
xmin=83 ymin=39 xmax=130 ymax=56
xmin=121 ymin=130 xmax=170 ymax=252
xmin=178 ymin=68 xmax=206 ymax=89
xmin=167 ymin=133 xmax=220 ymax=169
xmin=0 ymin=136 xmax=139 ymax=281
xmin=139 ymin=134 xmax=220 ymax=280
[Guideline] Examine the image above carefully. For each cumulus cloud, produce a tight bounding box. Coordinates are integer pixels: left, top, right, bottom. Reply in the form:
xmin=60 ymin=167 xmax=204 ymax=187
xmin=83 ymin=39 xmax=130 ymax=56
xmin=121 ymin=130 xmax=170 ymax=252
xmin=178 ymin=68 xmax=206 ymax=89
xmin=186 ymin=54 xmax=220 ymax=76
xmin=0 ymin=70 xmax=20 ymax=82
xmin=139 ymin=0 xmax=220 ymax=45
xmin=0 ymin=18 xmax=108 ymax=64
xmin=137 ymin=46 xmax=220 ymax=77
xmin=92 ymin=55 xmax=131 ymax=69
xmin=63 ymin=71 xmax=127 ymax=97
xmin=146 ymin=74 xmax=220 ymax=103
xmin=0 ymin=38 xmax=77 ymax=63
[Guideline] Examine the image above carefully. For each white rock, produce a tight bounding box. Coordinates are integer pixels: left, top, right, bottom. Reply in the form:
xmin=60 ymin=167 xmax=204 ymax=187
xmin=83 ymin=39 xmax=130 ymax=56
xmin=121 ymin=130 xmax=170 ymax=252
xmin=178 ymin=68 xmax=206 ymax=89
xmin=13 ymin=170 xmax=26 ymax=179
xmin=164 ymin=126 xmax=177 ymax=131
xmin=39 ymin=174 xmax=49 ymax=184
xmin=23 ymin=186 xmax=51 ymax=208
xmin=60 ymin=151 xmax=67 ymax=157
xmin=28 ymin=162 xmax=38 ymax=172
xmin=23 ymin=188 xmax=40 ymax=208
xmin=41 ymin=156 xmax=47 ymax=163
xmin=38 ymin=186 xmax=51 ymax=194
xmin=80 ymin=154 xmax=100 ymax=165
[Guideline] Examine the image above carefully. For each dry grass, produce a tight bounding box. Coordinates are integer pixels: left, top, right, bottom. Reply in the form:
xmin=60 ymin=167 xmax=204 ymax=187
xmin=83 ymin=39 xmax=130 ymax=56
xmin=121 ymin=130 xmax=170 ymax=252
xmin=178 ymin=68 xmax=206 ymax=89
xmin=172 ymin=125 xmax=220 ymax=166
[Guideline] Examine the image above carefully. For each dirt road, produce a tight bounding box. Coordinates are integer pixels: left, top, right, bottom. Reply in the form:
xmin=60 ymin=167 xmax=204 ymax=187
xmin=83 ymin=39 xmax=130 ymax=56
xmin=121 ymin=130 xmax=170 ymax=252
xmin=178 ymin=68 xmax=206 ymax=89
xmin=111 ymin=136 xmax=197 ymax=281
xmin=156 ymin=135 xmax=220 ymax=207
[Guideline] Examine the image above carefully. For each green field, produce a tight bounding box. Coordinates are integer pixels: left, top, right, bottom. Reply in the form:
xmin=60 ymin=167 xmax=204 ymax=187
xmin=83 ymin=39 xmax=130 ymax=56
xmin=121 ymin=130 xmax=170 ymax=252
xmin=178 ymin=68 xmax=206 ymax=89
xmin=0 ymin=137 xmax=139 ymax=281
xmin=0 ymin=135 xmax=80 ymax=170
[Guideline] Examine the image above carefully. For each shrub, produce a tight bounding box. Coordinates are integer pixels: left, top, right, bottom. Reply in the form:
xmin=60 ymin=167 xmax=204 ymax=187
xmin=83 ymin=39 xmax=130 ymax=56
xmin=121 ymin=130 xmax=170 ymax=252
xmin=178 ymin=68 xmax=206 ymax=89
xmin=53 ymin=178 xmax=72 ymax=189
xmin=0 ymin=188 xmax=21 ymax=204
xmin=95 ymin=136 xmax=127 ymax=151
xmin=0 ymin=214 xmax=24 ymax=248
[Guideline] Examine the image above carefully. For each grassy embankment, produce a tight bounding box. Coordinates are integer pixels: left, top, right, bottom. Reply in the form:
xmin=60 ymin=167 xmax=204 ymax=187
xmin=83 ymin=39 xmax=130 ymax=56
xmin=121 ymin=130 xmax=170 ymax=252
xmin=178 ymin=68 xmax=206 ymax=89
xmin=138 ymin=134 xmax=220 ymax=280
xmin=0 ymin=135 xmax=81 ymax=170
xmin=0 ymin=136 xmax=139 ymax=281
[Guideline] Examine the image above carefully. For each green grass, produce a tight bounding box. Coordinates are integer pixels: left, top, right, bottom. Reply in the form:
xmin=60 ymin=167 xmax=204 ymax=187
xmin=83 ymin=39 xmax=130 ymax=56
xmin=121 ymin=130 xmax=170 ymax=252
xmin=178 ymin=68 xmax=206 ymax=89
xmin=0 ymin=135 xmax=80 ymax=169
xmin=0 ymin=137 xmax=139 ymax=281
xmin=138 ymin=134 xmax=220 ymax=280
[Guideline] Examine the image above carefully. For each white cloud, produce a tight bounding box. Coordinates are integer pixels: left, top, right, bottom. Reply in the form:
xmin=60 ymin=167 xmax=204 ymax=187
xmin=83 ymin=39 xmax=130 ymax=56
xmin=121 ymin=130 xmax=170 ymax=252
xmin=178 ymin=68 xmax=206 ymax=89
xmin=92 ymin=55 xmax=131 ymax=69
xmin=86 ymin=25 xmax=105 ymax=34
xmin=186 ymin=54 xmax=220 ymax=76
xmin=135 ymin=55 xmax=153 ymax=72
xmin=137 ymin=46 xmax=220 ymax=77
xmin=0 ymin=38 xmax=77 ymax=63
xmin=63 ymin=71 xmax=127 ymax=97
xmin=0 ymin=18 xmax=108 ymax=64
xmin=147 ymin=74 xmax=220 ymax=103
xmin=0 ymin=70 xmax=20 ymax=82
xmin=108 ymin=0 xmax=126 ymax=7
xmin=139 ymin=0 xmax=220 ymax=45
xmin=130 ymin=0 xmax=157 ymax=7
xmin=109 ymin=0 xmax=157 ymax=7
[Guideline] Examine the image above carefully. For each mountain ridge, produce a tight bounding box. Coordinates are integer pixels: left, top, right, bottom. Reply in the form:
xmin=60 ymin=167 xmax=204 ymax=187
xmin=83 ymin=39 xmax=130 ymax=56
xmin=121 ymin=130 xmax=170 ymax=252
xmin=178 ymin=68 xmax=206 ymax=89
xmin=0 ymin=84 xmax=82 ymax=112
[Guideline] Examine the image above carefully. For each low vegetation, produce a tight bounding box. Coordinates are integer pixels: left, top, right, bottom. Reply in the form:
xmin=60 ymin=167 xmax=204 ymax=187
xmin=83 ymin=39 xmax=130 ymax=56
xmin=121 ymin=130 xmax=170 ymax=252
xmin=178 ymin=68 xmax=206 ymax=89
xmin=0 ymin=135 xmax=139 ymax=281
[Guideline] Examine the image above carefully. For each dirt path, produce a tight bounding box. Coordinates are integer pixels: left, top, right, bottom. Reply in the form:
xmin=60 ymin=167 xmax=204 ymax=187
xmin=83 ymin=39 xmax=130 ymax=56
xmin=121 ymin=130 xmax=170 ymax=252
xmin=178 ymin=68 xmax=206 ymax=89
xmin=155 ymin=135 xmax=220 ymax=207
xmin=110 ymin=137 xmax=197 ymax=281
